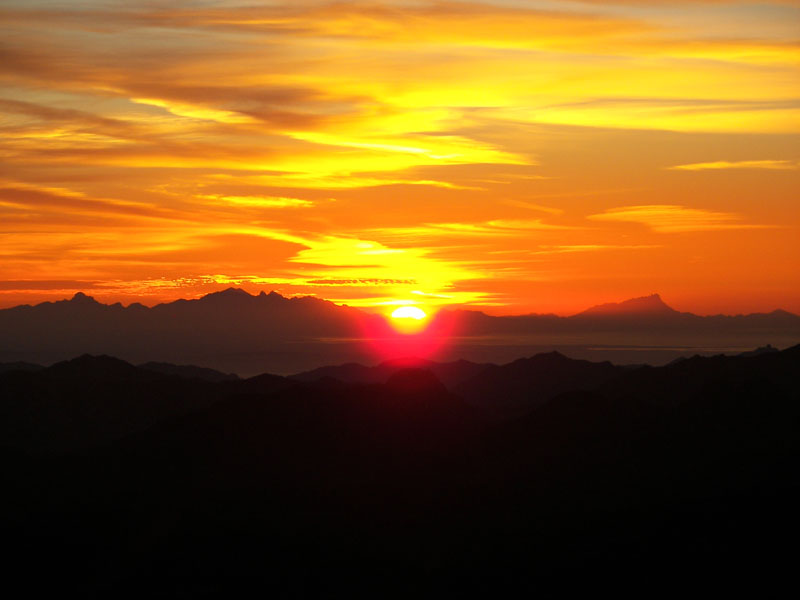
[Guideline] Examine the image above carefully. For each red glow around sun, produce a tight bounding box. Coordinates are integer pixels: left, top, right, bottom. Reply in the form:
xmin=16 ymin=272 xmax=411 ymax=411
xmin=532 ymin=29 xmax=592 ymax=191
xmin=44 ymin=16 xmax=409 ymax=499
xmin=360 ymin=308 xmax=460 ymax=362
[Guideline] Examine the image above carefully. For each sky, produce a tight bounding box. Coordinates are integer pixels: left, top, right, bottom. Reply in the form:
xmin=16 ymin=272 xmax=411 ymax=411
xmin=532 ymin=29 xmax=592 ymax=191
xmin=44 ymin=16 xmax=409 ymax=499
xmin=1 ymin=0 xmax=798 ymax=316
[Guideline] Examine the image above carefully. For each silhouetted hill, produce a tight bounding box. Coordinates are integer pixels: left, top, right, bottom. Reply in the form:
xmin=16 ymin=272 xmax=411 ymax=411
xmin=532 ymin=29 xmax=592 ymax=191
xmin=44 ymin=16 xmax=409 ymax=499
xmin=1 ymin=346 xmax=799 ymax=593
xmin=1 ymin=289 xmax=797 ymax=374
xmin=0 ymin=354 xmax=289 ymax=453
xmin=45 ymin=353 xmax=162 ymax=382
xmin=599 ymin=344 xmax=799 ymax=407
xmin=576 ymin=293 xmax=679 ymax=317
xmin=0 ymin=361 xmax=43 ymax=374
xmin=139 ymin=361 xmax=240 ymax=382
xmin=738 ymin=343 xmax=779 ymax=357
xmin=234 ymin=371 xmax=296 ymax=395
xmin=454 ymin=351 xmax=629 ymax=416
xmin=291 ymin=356 xmax=489 ymax=388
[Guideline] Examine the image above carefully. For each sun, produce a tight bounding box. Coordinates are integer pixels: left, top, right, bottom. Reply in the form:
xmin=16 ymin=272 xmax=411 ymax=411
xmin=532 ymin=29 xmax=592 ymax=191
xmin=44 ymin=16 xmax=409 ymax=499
xmin=389 ymin=305 xmax=428 ymax=334
xmin=391 ymin=306 xmax=427 ymax=320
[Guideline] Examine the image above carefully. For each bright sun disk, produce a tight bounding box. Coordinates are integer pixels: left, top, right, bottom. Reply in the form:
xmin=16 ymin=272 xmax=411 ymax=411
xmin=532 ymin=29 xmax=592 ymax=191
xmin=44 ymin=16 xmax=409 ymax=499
xmin=391 ymin=306 xmax=427 ymax=320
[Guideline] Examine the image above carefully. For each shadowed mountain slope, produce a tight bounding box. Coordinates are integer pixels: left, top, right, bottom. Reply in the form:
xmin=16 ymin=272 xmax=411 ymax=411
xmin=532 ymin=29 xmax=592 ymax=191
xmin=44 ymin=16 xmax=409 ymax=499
xmin=0 ymin=361 xmax=43 ymax=374
xmin=139 ymin=361 xmax=240 ymax=382
xmin=453 ymin=351 xmax=629 ymax=416
xmin=291 ymin=356 xmax=490 ymax=389
xmin=0 ymin=355 xmax=290 ymax=453
xmin=1 ymin=345 xmax=798 ymax=593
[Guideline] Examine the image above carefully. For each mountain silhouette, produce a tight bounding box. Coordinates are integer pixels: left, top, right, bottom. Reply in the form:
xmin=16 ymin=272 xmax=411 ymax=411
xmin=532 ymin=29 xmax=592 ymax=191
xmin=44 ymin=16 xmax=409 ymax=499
xmin=139 ymin=361 xmax=240 ymax=382
xmin=0 ymin=288 xmax=797 ymax=375
xmin=0 ymin=288 xmax=373 ymax=375
xmin=0 ymin=354 xmax=288 ymax=453
xmin=291 ymin=356 xmax=489 ymax=388
xmin=575 ymin=293 xmax=678 ymax=317
xmin=453 ymin=351 xmax=628 ymax=416
xmin=2 ymin=345 xmax=798 ymax=593
xmin=737 ymin=343 xmax=779 ymax=357
xmin=0 ymin=361 xmax=43 ymax=374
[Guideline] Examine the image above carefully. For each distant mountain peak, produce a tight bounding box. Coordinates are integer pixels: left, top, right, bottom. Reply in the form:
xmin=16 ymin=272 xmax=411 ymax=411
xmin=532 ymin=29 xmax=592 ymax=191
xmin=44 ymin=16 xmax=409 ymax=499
xmin=204 ymin=287 xmax=253 ymax=299
xmin=264 ymin=290 xmax=290 ymax=302
xmin=46 ymin=354 xmax=146 ymax=380
xmin=198 ymin=288 xmax=295 ymax=304
xmin=509 ymin=351 xmax=569 ymax=367
xmin=577 ymin=293 xmax=677 ymax=317
xmin=70 ymin=291 xmax=99 ymax=304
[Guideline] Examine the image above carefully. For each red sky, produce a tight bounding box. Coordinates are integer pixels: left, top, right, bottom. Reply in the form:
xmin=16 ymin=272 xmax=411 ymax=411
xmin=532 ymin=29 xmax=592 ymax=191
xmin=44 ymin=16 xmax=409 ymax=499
xmin=1 ymin=0 xmax=798 ymax=316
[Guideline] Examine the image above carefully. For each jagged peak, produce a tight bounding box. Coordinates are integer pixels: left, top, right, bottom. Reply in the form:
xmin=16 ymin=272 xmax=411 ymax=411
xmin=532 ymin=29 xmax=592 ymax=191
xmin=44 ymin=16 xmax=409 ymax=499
xmin=203 ymin=287 xmax=253 ymax=298
xmin=69 ymin=291 xmax=99 ymax=304
xmin=193 ymin=288 xmax=329 ymax=309
xmin=197 ymin=287 xmax=286 ymax=303
xmin=201 ymin=288 xmax=295 ymax=299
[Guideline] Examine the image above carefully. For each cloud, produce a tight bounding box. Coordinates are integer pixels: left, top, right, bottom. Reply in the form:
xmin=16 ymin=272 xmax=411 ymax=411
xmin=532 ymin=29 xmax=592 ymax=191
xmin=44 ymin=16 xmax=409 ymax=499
xmin=519 ymin=97 xmax=800 ymax=134
xmin=218 ymin=173 xmax=481 ymax=191
xmin=0 ymin=181 xmax=181 ymax=222
xmin=668 ymin=160 xmax=799 ymax=171
xmin=366 ymin=219 xmax=575 ymax=244
xmin=305 ymin=278 xmax=415 ymax=286
xmin=282 ymin=235 xmax=489 ymax=305
xmin=123 ymin=1 xmax=653 ymax=49
xmin=588 ymin=205 xmax=772 ymax=232
xmin=0 ymin=280 xmax=100 ymax=291
xmin=529 ymin=244 xmax=661 ymax=255
xmin=130 ymin=97 xmax=258 ymax=125
xmin=503 ymin=200 xmax=564 ymax=215
xmin=1 ymin=0 xmax=798 ymax=312
xmin=0 ymin=97 xmax=142 ymax=137
xmin=197 ymin=194 xmax=315 ymax=208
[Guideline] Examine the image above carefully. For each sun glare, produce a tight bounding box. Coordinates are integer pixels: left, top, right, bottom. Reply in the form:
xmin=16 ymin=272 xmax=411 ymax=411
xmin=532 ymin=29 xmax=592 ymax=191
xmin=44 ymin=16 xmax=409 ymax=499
xmin=391 ymin=306 xmax=427 ymax=320
xmin=388 ymin=305 xmax=428 ymax=334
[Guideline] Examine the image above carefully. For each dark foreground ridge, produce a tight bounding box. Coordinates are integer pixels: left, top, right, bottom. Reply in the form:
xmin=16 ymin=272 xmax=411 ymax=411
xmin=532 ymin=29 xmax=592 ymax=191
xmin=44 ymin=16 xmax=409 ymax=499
xmin=2 ymin=346 xmax=799 ymax=594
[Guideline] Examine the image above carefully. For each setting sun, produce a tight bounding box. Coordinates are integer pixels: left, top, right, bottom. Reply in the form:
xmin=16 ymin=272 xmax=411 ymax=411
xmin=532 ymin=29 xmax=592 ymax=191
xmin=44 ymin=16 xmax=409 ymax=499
xmin=391 ymin=306 xmax=427 ymax=320
xmin=388 ymin=305 xmax=428 ymax=335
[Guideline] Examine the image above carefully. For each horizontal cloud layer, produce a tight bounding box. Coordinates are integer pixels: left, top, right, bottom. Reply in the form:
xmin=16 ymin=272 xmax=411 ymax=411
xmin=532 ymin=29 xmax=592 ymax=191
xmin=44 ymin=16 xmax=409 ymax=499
xmin=0 ymin=0 xmax=798 ymax=315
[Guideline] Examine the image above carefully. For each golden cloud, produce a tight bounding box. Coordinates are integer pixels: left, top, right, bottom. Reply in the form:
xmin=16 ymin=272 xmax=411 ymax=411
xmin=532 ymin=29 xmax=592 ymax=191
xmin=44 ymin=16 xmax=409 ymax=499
xmin=588 ymin=205 xmax=772 ymax=233
xmin=668 ymin=160 xmax=799 ymax=171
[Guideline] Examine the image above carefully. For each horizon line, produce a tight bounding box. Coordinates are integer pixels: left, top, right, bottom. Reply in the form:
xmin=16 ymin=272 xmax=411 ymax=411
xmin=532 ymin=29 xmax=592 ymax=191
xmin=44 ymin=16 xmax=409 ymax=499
xmin=1 ymin=287 xmax=797 ymax=320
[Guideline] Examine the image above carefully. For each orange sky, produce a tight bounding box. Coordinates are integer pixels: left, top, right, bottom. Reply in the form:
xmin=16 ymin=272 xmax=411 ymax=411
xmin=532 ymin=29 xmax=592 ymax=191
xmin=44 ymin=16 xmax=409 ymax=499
xmin=1 ymin=0 xmax=798 ymax=316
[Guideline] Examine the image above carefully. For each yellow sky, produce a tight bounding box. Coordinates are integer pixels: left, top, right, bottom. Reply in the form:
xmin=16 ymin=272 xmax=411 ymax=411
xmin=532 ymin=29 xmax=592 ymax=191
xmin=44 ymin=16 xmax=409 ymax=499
xmin=1 ymin=0 xmax=798 ymax=315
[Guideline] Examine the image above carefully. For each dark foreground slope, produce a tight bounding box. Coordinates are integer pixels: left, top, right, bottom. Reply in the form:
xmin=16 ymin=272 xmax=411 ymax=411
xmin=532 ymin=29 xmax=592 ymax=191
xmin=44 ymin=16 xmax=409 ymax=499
xmin=2 ymin=347 xmax=799 ymax=595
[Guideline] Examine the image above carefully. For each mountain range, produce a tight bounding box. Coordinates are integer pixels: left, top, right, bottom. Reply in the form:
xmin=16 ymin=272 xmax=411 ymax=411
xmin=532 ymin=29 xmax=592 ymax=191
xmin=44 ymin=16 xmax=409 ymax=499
xmin=0 ymin=344 xmax=793 ymax=453
xmin=2 ymin=345 xmax=798 ymax=593
xmin=0 ymin=288 xmax=797 ymax=375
